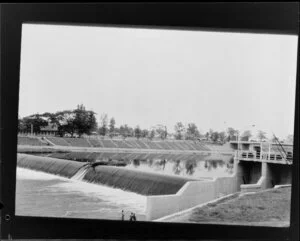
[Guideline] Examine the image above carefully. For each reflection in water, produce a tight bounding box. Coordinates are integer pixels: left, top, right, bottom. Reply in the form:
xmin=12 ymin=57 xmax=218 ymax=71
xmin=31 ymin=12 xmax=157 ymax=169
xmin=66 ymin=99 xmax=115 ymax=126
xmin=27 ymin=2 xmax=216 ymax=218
xmin=124 ymin=158 xmax=233 ymax=178
xmin=185 ymin=160 xmax=197 ymax=175
xmin=133 ymin=159 xmax=140 ymax=167
xmin=30 ymin=152 xmax=235 ymax=178
xmin=172 ymin=160 xmax=183 ymax=175
xmin=160 ymin=159 xmax=166 ymax=170
xmin=148 ymin=159 xmax=154 ymax=167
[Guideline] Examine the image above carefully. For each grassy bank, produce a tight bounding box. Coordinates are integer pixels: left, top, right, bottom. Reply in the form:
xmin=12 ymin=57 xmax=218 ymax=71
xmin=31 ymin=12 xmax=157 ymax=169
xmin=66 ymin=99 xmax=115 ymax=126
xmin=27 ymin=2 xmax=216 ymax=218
xmin=165 ymin=187 xmax=291 ymax=226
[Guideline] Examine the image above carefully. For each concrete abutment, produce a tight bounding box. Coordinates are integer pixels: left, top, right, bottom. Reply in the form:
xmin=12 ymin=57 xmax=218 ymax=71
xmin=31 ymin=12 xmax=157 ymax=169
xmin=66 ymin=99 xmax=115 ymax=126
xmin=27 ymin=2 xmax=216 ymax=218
xmin=238 ymin=160 xmax=292 ymax=192
xmin=146 ymin=158 xmax=292 ymax=221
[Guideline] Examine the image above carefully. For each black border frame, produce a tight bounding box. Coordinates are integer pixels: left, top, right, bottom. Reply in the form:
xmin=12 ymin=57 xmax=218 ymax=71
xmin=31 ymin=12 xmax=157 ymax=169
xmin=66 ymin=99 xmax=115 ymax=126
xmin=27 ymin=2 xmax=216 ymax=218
xmin=0 ymin=3 xmax=299 ymax=240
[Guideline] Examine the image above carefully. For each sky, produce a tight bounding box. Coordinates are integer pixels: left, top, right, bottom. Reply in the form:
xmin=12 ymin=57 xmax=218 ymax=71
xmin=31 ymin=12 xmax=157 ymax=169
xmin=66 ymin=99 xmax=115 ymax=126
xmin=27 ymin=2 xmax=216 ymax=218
xmin=19 ymin=24 xmax=298 ymax=139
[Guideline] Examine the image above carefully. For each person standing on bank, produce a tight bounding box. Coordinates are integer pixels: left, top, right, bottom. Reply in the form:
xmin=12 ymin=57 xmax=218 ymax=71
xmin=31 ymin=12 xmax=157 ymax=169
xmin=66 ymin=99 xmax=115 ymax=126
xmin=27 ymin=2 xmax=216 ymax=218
xmin=132 ymin=213 xmax=137 ymax=221
xmin=129 ymin=212 xmax=137 ymax=221
xmin=121 ymin=210 xmax=124 ymax=221
xmin=129 ymin=212 xmax=133 ymax=221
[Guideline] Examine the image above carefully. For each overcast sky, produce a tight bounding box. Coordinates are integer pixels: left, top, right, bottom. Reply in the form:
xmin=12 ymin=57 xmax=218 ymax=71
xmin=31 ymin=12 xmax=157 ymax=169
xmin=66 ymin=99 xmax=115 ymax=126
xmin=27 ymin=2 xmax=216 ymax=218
xmin=19 ymin=24 xmax=298 ymax=139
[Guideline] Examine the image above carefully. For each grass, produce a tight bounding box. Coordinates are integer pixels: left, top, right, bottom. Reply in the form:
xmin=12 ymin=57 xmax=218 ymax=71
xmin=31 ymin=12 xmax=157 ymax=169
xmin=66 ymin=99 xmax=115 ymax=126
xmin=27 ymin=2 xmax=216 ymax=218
xmin=188 ymin=187 xmax=291 ymax=225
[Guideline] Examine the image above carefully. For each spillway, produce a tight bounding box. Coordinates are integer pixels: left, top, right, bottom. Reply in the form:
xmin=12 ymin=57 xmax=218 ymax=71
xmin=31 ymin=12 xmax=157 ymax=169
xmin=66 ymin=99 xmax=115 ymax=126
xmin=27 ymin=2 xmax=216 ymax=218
xmin=17 ymin=154 xmax=194 ymax=196
xmin=17 ymin=154 xmax=85 ymax=178
xmin=83 ymin=166 xmax=193 ymax=195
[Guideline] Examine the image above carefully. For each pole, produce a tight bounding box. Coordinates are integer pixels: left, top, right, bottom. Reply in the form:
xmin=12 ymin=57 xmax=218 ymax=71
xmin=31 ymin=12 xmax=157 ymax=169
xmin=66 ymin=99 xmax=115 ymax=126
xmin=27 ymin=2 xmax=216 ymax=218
xmin=260 ymin=141 xmax=262 ymax=161
xmin=268 ymin=141 xmax=271 ymax=161
xmin=237 ymin=131 xmax=239 ymax=160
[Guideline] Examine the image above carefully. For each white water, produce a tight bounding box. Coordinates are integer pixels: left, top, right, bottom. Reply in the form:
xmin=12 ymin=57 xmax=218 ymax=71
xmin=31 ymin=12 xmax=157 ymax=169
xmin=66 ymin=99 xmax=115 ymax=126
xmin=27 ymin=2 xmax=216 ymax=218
xmin=17 ymin=167 xmax=66 ymax=180
xmin=16 ymin=167 xmax=146 ymax=220
xmin=71 ymin=166 xmax=90 ymax=181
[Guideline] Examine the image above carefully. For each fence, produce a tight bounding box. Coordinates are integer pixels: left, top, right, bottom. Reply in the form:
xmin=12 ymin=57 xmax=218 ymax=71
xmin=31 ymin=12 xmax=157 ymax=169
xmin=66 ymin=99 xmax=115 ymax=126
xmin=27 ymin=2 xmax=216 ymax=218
xmin=237 ymin=151 xmax=293 ymax=162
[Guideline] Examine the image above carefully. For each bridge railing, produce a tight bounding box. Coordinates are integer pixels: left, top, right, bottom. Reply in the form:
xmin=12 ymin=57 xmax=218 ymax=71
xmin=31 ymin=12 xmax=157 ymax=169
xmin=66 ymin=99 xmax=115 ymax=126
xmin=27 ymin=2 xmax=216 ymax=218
xmin=237 ymin=151 xmax=293 ymax=163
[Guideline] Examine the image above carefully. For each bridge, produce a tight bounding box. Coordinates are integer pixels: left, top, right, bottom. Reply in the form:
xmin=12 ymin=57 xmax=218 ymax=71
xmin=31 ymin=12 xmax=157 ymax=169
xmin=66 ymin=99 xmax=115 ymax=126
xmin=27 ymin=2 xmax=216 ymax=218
xmin=236 ymin=151 xmax=293 ymax=164
xmin=231 ymin=141 xmax=293 ymax=193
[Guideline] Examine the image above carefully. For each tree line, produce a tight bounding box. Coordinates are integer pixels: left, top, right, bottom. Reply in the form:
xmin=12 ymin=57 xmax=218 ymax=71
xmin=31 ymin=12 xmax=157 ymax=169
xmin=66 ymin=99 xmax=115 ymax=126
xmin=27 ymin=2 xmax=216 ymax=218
xmin=18 ymin=104 xmax=97 ymax=137
xmin=18 ymin=104 xmax=293 ymax=143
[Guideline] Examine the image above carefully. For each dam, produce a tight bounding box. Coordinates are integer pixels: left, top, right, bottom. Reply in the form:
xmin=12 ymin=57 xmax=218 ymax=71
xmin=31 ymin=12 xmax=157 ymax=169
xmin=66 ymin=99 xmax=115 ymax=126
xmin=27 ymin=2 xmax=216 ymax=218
xmin=17 ymin=154 xmax=196 ymax=196
xmin=16 ymin=136 xmax=293 ymax=221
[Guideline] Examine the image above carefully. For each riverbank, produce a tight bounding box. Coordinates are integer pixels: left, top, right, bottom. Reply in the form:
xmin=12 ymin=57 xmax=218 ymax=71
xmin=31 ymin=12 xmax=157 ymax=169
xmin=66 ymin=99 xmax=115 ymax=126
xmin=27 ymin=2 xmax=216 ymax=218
xmin=161 ymin=187 xmax=291 ymax=226
xmin=17 ymin=144 xmax=233 ymax=155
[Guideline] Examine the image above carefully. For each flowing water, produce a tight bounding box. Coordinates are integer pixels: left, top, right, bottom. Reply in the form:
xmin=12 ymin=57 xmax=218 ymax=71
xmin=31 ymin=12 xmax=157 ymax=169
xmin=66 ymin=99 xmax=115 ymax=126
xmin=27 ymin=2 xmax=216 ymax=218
xmin=16 ymin=151 xmax=234 ymax=220
xmin=16 ymin=167 xmax=146 ymax=220
xmin=30 ymin=151 xmax=235 ymax=178
xmin=71 ymin=165 xmax=90 ymax=181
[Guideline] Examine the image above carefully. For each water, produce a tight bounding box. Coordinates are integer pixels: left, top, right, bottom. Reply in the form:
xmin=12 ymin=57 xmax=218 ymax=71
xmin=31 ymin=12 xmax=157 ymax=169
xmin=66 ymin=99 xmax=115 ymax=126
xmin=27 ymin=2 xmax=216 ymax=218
xmin=31 ymin=151 xmax=234 ymax=179
xmin=17 ymin=154 xmax=194 ymax=196
xmin=124 ymin=159 xmax=234 ymax=178
xmin=16 ymin=151 xmax=234 ymax=220
xmin=16 ymin=167 xmax=146 ymax=220
xmin=71 ymin=166 xmax=90 ymax=181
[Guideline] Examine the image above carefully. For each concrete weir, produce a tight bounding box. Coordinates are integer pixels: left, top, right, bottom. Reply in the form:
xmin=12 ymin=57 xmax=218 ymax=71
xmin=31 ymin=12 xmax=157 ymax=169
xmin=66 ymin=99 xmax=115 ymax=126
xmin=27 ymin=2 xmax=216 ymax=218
xmin=17 ymin=153 xmax=85 ymax=178
xmin=17 ymin=153 xmax=292 ymax=221
xmin=17 ymin=154 xmax=193 ymax=196
xmin=83 ymin=166 xmax=194 ymax=196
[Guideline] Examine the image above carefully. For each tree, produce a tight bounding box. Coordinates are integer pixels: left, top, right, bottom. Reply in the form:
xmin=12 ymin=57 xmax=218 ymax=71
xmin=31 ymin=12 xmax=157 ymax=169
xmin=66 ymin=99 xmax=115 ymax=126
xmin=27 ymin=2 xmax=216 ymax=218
xmin=109 ymin=117 xmax=116 ymax=137
xmin=18 ymin=117 xmax=26 ymax=132
xmin=149 ymin=129 xmax=155 ymax=140
xmin=174 ymin=122 xmax=186 ymax=140
xmin=185 ymin=123 xmax=200 ymax=140
xmin=113 ymin=127 xmax=120 ymax=136
xmin=73 ymin=104 xmax=97 ymax=137
xmin=219 ymin=131 xmax=227 ymax=143
xmin=119 ymin=124 xmax=133 ymax=138
xmin=99 ymin=114 xmax=108 ymax=136
xmin=87 ymin=111 xmax=97 ymax=133
xmin=241 ymin=130 xmax=252 ymax=141
xmin=119 ymin=125 xmax=125 ymax=137
xmin=257 ymin=130 xmax=267 ymax=141
xmin=22 ymin=114 xmax=48 ymax=133
xmin=227 ymin=127 xmax=239 ymax=141
xmin=141 ymin=129 xmax=149 ymax=138
xmin=211 ymin=131 xmax=220 ymax=143
xmin=134 ymin=126 xmax=142 ymax=139
xmin=55 ymin=110 xmax=76 ymax=137
xmin=155 ymin=125 xmax=168 ymax=140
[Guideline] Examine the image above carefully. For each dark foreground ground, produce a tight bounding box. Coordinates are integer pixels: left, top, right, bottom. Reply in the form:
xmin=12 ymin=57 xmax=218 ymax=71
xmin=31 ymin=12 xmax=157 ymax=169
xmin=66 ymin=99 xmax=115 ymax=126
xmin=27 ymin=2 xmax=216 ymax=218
xmin=163 ymin=187 xmax=291 ymax=227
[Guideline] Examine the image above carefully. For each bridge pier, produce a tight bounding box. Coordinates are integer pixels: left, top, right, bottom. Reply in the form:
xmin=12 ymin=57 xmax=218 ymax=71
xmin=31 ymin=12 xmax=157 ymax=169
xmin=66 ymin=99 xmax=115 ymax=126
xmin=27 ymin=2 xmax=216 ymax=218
xmin=237 ymin=160 xmax=292 ymax=192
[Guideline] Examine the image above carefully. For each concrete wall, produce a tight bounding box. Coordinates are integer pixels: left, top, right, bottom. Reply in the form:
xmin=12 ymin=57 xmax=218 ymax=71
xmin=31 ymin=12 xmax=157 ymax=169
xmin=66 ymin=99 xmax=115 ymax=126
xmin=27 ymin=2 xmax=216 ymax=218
xmin=146 ymin=159 xmax=292 ymax=220
xmin=146 ymin=174 xmax=239 ymax=220
xmin=214 ymin=176 xmax=239 ymax=197
xmin=268 ymin=164 xmax=292 ymax=185
xmin=146 ymin=180 xmax=215 ymax=220
xmin=260 ymin=162 xmax=273 ymax=189
xmin=236 ymin=161 xmax=261 ymax=184
xmin=241 ymin=161 xmax=292 ymax=192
